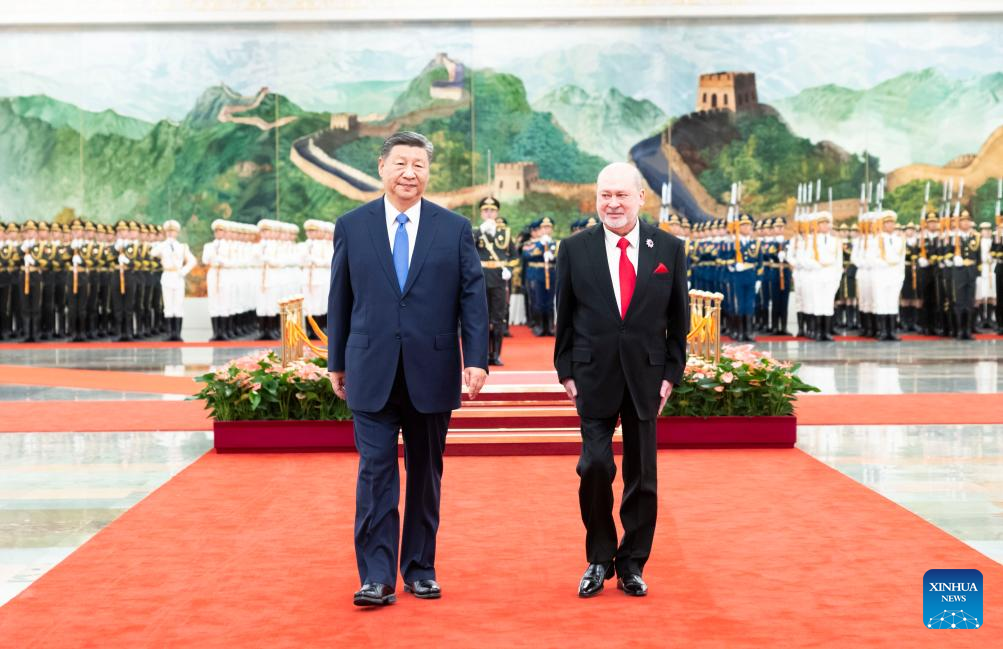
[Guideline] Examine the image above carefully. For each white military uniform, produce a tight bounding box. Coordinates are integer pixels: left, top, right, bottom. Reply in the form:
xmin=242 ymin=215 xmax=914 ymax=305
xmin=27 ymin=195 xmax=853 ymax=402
xmin=301 ymin=220 xmax=333 ymax=317
xmin=976 ymin=226 xmax=996 ymax=302
xmin=870 ymin=217 xmax=906 ymax=316
xmin=201 ymin=223 xmax=229 ymax=319
xmin=153 ymin=233 xmax=196 ymax=318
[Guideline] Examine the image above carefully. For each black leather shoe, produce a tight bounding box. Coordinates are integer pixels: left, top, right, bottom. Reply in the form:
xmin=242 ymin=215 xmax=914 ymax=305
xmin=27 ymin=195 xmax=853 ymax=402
xmin=578 ymin=563 xmax=612 ymax=598
xmin=353 ymin=582 xmax=396 ymax=606
xmin=404 ymin=579 xmax=441 ymax=599
xmin=617 ymin=573 xmax=648 ymax=597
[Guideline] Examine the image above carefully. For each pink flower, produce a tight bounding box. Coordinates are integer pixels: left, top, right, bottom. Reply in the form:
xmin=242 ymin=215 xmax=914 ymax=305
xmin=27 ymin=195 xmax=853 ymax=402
xmin=713 ymin=385 xmax=725 ymax=392
xmin=720 ymin=372 xmax=735 ymax=384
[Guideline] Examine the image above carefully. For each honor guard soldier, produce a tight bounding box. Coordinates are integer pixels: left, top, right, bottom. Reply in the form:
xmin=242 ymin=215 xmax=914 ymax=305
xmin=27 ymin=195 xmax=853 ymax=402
xmin=96 ymin=224 xmax=118 ymax=337
xmin=495 ymin=215 xmax=520 ymax=338
xmin=111 ymin=221 xmax=140 ymax=341
xmin=950 ymin=210 xmax=980 ymax=340
xmin=475 ymin=197 xmax=514 ymax=365
xmin=976 ymin=221 xmax=995 ymax=330
xmin=800 ymin=212 xmax=844 ymax=341
xmin=991 ymin=215 xmax=1003 ymax=333
xmin=202 ymin=220 xmax=230 ymax=341
xmin=0 ymin=223 xmax=22 ymax=340
xmin=900 ymin=222 xmax=921 ymax=332
xmin=869 ymin=211 xmax=906 ymax=341
xmin=67 ymin=219 xmax=92 ymax=342
xmin=301 ymin=219 xmax=334 ymax=337
xmin=917 ymin=213 xmax=940 ymax=335
xmin=152 ymin=219 xmax=196 ymax=341
xmin=725 ymin=214 xmax=763 ymax=342
xmin=522 ymin=216 xmax=558 ymax=336
xmin=37 ymin=222 xmax=66 ymax=340
xmin=19 ymin=221 xmax=49 ymax=342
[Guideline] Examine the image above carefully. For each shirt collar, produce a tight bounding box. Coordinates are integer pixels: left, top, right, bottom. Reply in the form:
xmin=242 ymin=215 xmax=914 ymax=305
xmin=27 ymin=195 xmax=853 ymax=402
xmin=603 ymin=218 xmax=640 ymax=249
xmin=385 ymin=195 xmax=421 ymax=228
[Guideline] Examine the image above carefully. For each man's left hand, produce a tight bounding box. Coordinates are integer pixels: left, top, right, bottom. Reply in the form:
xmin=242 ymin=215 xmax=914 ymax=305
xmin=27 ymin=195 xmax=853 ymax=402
xmin=658 ymin=380 xmax=673 ymax=414
xmin=464 ymin=367 xmax=488 ymax=400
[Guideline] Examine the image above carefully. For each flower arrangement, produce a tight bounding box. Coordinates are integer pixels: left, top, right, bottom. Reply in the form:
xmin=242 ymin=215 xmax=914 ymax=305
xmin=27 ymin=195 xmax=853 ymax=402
xmin=662 ymin=345 xmax=819 ymax=417
xmin=193 ymin=350 xmax=351 ymax=422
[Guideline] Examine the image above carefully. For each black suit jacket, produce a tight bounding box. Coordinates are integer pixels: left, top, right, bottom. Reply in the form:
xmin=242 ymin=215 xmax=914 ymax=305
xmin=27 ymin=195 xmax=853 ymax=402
xmin=554 ymin=221 xmax=689 ymax=421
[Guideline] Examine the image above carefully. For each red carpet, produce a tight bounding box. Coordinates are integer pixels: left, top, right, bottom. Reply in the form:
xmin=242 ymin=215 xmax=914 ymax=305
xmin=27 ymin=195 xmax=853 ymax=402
xmin=0 ymin=365 xmax=197 ymax=395
xmin=0 ymin=449 xmax=999 ymax=647
xmin=0 ymin=340 xmax=280 ymax=350
xmin=2 ymin=392 xmax=1001 ymax=434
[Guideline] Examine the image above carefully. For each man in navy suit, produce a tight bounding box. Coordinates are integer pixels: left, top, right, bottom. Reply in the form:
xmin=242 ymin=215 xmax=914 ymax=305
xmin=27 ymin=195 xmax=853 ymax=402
xmin=327 ymin=131 xmax=489 ymax=607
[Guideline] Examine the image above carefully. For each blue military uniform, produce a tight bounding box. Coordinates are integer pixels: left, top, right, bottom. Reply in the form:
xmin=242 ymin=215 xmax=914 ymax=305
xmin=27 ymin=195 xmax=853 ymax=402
xmin=522 ymin=217 xmax=558 ymax=336
xmin=725 ymin=214 xmax=763 ymax=341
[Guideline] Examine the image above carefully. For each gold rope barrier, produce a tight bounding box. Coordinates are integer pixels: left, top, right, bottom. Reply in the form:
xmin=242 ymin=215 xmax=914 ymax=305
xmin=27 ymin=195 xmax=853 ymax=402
xmin=686 ymin=290 xmax=723 ymax=365
xmin=279 ymin=296 xmax=329 ymax=365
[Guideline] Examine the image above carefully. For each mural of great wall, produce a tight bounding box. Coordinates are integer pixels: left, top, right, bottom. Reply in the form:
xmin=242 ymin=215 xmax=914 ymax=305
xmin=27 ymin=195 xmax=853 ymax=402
xmin=2 ymin=20 xmax=1003 ymax=249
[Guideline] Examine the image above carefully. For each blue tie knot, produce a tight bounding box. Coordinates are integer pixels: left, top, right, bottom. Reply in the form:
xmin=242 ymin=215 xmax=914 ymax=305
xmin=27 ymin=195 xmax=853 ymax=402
xmin=396 ymin=213 xmax=409 ymax=226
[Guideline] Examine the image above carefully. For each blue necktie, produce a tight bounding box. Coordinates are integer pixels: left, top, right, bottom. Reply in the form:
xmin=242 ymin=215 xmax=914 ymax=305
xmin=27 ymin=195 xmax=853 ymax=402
xmin=393 ymin=213 xmax=409 ymax=290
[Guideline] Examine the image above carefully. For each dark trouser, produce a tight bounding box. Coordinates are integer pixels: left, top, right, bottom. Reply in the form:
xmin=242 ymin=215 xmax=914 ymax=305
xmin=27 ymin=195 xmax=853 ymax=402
xmin=351 ymin=358 xmax=449 ymax=587
xmin=578 ymin=385 xmax=657 ymax=577
xmin=67 ymin=273 xmax=89 ymax=339
xmin=0 ymin=274 xmax=10 ymax=337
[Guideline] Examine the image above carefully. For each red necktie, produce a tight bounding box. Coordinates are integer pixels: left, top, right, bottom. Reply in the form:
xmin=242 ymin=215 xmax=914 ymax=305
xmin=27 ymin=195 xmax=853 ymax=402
xmin=617 ymin=237 xmax=635 ymax=319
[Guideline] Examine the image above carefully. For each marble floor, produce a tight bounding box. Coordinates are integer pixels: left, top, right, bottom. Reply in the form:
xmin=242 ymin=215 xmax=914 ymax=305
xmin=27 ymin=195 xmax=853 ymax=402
xmin=0 ymin=339 xmax=1001 ymax=607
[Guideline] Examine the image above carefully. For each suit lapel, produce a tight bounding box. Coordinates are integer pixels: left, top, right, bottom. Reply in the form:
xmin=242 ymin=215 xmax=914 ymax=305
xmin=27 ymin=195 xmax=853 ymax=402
xmin=365 ymin=197 xmax=402 ymax=296
xmin=401 ymin=198 xmax=439 ymax=297
xmin=586 ymin=226 xmax=620 ymax=320
xmin=625 ymin=222 xmax=656 ymax=322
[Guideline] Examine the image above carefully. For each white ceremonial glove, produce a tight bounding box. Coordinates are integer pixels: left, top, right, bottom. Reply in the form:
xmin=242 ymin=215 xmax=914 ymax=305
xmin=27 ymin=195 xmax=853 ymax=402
xmin=479 ymin=220 xmax=496 ymax=237
xmin=755 ymin=280 xmax=762 ymax=294
xmin=953 ymin=255 xmax=963 ymax=266
xmin=778 ymin=251 xmax=786 ymax=263
xmin=943 ymin=258 xmax=954 ymax=267
xmin=918 ymin=257 xmax=929 ymax=268
xmin=540 ymin=235 xmax=552 ymax=244
xmin=24 ymin=254 xmax=35 ymax=266
xmin=73 ymin=254 xmax=83 ymax=265
xmin=501 ymin=267 xmax=512 ymax=281
xmin=728 ymin=264 xmax=736 ymax=272
xmin=544 ymin=251 xmax=554 ymax=263
xmin=118 ymin=254 xmax=130 ymax=265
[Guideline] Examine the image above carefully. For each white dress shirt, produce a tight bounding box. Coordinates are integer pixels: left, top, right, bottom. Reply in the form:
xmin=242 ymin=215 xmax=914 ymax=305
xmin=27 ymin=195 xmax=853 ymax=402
xmin=384 ymin=195 xmax=421 ymax=264
xmin=603 ymin=219 xmax=640 ymax=315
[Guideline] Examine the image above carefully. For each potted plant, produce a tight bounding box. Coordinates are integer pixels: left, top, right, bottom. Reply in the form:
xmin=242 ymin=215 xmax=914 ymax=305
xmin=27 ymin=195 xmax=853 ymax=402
xmin=657 ymin=344 xmax=819 ymax=448
xmin=193 ymin=350 xmax=353 ymax=452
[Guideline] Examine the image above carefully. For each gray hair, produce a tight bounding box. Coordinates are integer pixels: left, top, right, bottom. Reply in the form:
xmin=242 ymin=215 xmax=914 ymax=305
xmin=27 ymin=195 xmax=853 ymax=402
xmin=380 ymin=131 xmax=434 ymax=162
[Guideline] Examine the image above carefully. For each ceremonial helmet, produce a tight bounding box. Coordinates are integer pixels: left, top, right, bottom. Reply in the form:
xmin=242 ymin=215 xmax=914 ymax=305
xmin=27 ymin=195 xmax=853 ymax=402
xmin=479 ymin=196 xmax=501 ymax=211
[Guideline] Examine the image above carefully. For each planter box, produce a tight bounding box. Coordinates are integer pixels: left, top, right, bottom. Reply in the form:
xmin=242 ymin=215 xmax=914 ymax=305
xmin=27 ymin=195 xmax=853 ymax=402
xmin=214 ymin=416 xmax=796 ymax=453
xmin=656 ymin=416 xmax=796 ymax=449
xmin=214 ymin=420 xmax=355 ymax=453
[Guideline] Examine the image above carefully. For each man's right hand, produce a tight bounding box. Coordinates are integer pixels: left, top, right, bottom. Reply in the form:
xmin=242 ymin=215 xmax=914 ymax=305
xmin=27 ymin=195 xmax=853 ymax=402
xmin=329 ymin=371 xmax=347 ymax=400
xmin=562 ymin=378 xmax=577 ymax=402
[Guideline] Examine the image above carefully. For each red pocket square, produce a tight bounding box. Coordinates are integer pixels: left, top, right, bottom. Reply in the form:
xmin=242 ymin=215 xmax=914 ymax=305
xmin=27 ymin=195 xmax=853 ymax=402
xmin=653 ymin=263 xmax=669 ymax=275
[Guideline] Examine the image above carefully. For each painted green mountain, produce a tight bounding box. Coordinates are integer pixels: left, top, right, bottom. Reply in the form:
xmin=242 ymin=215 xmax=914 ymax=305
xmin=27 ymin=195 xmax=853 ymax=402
xmin=0 ymin=89 xmax=357 ymax=249
xmin=334 ymin=65 xmax=606 ymax=188
xmin=533 ymin=85 xmax=666 ymax=163
xmin=0 ymin=58 xmax=604 ymax=252
xmin=2 ymin=94 xmax=155 ymax=140
xmin=684 ymin=109 xmax=879 ymax=214
xmin=772 ymin=68 xmax=1003 ymax=169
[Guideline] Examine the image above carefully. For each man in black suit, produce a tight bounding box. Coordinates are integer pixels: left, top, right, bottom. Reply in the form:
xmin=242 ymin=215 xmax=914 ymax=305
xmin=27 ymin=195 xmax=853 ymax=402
xmin=555 ymin=162 xmax=689 ymax=598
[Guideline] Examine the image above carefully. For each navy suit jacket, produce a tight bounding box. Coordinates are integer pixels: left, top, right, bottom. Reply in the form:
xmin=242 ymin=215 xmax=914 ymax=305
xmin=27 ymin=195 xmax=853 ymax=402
xmin=327 ymin=197 xmax=489 ymax=413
